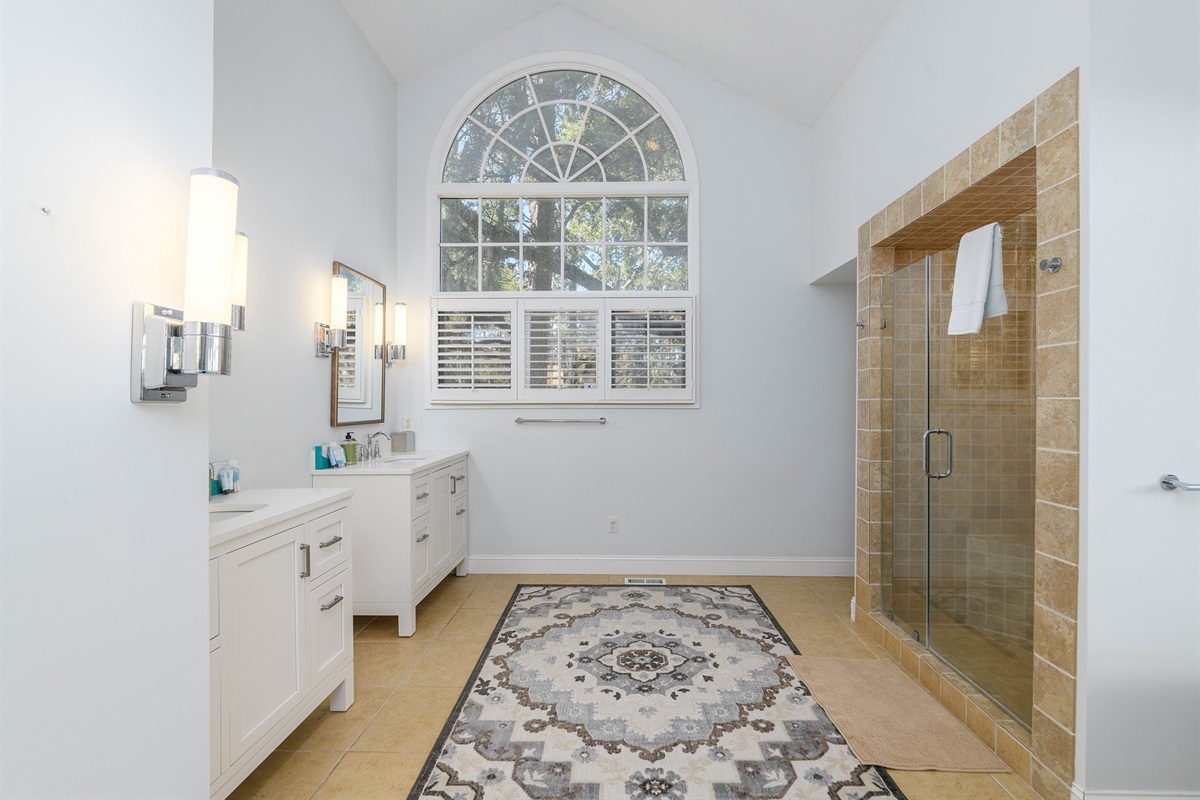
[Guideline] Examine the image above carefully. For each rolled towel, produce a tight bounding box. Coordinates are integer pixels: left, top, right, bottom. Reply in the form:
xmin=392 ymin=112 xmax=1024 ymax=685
xmin=947 ymin=222 xmax=1006 ymax=335
xmin=324 ymin=442 xmax=346 ymax=467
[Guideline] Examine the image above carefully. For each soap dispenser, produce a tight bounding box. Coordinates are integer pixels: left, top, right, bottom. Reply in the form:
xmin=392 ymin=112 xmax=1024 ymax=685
xmin=341 ymin=432 xmax=359 ymax=465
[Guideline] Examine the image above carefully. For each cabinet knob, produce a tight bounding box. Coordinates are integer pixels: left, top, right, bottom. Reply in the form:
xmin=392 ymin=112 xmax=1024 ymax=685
xmin=416 ymin=533 xmax=429 ymax=543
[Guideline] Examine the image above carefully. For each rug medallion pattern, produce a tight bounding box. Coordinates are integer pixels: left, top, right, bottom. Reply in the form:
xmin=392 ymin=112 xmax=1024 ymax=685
xmin=410 ymin=585 xmax=905 ymax=800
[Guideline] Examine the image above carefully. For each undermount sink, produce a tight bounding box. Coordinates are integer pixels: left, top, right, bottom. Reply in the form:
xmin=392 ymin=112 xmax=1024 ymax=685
xmin=209 ymin=503 xmax=267 ymax=523
xmin=384 ymin=457 xmax=427 ymax=465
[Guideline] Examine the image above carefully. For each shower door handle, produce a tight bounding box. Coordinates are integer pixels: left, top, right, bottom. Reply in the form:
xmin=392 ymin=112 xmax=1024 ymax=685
xmin=923 ymin=428 xmax=953 ymax=479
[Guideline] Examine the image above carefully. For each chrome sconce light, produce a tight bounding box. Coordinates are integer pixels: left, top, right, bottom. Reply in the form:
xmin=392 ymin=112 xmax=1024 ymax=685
xmin=314 ymin=275 xmax=348 ymax=357
xmin=383 ymin=302 xmax=406 ymax=367
xmin=131 ymin=168 xmax=247 ymax=403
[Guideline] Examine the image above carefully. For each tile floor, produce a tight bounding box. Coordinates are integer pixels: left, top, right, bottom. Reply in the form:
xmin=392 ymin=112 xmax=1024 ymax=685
xmin=228 ymin=573 xmax=1031 ymax=800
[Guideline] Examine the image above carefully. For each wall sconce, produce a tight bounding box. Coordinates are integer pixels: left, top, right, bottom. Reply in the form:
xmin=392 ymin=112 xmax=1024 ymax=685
xmin=131 ymin=168 xmax=243 ymax=403
xmin=373 ymin=301 xmax=385 ymax=361
xmin=314 ymin=275 xmax=348 ymax=357
xmin=385 ymin=302 xmax=407 ymax=366
xmin=231 ymin=231 xmax=248 ymax=331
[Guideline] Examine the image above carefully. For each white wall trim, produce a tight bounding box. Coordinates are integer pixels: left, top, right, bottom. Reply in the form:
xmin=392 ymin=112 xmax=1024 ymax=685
xmin=466 ymin=555 xmax=853 ymax=576
xmin=1074 ymin=786 xmax=1200 ymax=800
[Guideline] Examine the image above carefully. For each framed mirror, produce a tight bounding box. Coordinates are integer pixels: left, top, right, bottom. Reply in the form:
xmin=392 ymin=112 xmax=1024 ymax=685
xmin=331 ymin=261 xmax=386 ymax=426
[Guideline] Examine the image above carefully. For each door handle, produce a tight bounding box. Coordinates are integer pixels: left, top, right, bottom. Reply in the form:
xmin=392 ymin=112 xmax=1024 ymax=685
xmin=1160 ymin=474 xmax=1200 ymax=491
xmin=922 ymin=429 xmax=953 ymax=480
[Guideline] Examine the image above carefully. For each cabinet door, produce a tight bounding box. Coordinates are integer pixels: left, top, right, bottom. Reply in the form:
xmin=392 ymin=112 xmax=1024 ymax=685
xmin=210 ymin=645 xmax=222 ymax=784
xmin=411 ymin=514 xmax=432 ymax=590
xmin=308 ymin=505 xmax=349 ymax=580
xmin=220 ymin=525 xmax=306 ymax=763
xmin=429 ymin=467 xmax=453 ymax=575
xmin=309 ymin=569 xmax=352 ymax=687
xmin=450 ymin=495 xmax=468 ymax=556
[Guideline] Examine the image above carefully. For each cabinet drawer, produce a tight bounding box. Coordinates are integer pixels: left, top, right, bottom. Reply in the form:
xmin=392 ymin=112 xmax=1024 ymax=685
xmin=411 ymin=476 xmax=431 ymax=520
xmin=450 ymin=495 xmax=468 ymax=555
xmin=308 ymin=506 xmax=349 ymax=580
xmin=310 ymin=569 xmax=352 ymax=687
xmin=209 ymin=558 xmax=219 ymax=640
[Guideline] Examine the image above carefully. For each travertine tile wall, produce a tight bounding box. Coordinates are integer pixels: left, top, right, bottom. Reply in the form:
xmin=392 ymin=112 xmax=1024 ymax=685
xmin=854 ymin=70 xmax=1081 ymax=800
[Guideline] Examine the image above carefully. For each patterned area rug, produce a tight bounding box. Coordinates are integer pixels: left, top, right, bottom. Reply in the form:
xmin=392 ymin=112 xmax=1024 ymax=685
xmin=409 ymin=585 xmax=907 ymax=800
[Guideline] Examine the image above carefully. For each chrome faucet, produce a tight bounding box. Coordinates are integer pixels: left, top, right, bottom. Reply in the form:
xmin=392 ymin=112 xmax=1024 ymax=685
xmin=366 ymin=431 xmax=391 ymax=460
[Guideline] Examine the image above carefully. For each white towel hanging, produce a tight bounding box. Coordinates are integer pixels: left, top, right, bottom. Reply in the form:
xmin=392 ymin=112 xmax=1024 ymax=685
xmin=947 ymin=223 xmax=1006 ymax=335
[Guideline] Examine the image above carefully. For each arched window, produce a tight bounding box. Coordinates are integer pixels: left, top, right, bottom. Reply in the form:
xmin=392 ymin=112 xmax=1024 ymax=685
xmin=430 ymin=55 xmax=697 ymax=404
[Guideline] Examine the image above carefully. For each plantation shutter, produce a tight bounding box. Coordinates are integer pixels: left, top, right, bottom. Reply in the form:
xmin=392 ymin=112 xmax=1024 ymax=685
xmin=609 ymin=300 xmax=692 ymax=401
xmin=521 ymin=300 xmax=603 ymax=401
xmin=337 ymin=302 xmax=367 ymax=404
xmin=432 ymin=303 xmax=515 ymax=401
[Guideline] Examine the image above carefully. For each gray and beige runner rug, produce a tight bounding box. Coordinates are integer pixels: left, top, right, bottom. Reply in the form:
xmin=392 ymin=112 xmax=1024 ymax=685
xmin=408 ymin=585 xmax=906 ymax=799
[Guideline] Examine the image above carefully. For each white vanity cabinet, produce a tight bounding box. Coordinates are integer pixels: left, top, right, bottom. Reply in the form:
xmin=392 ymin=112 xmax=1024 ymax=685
xmin=209 ymin=490 xmax=355 ymax=800
xmin=312 ymin=450 xmax=468 ymax=637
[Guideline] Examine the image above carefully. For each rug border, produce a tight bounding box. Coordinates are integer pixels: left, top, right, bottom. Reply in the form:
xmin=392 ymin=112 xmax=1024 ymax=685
xmin=404 ymin=584 xmax=909 ymax=800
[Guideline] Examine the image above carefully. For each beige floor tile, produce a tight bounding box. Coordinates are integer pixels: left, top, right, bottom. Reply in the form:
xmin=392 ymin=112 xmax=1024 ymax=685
xmin=754 ymin=587 xmax=830 ymax=615
xmin=888 ymin=770 xmax=1013 ymax=800
xmin=438 ymin=606 xmax=506 ymax=643
xmin=790 ymin=642 xmax=879 ymax=659
xmin=352 ymin=640 xmax=429 ymax=687
xmin=312 ymin=752 xmax=428 ymax=799
xmin=352 ymin=616 xmax=375 ymax=636
xmin=279 ymin=687 xmax=393 ymax=751
xmin=404 ymin=639 xmax=488 ymax=687
xmin=226 ymin=750 xmax=341 ymax=800
xmin=773 ymin=611 xmax=867 ymax=647
xmin=461 ymin=585 xmax=520 ymax=608
xmin=353 ymin=686 xmax=461 ymax=753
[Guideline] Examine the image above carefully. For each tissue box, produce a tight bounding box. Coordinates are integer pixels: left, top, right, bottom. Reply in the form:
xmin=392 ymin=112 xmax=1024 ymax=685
xmin=314 ymin=445 xmax=332 ymax=470
xmin=391 ymin=431 xmax=415 ymax=452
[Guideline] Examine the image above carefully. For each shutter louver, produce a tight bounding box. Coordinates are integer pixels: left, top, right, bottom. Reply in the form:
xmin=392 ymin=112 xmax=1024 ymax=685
xmin=436 ymin=310 xmax=513 ymax=389
xmin=611 ymin=308 xmax=688 ymax=390
xmin=524 ymin=309 xmax=600 ymax=391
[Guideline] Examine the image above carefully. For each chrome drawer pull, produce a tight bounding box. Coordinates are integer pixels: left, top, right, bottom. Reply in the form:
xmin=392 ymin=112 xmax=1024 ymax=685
xmin=456 ymin=508 xmax=466 ymax=516
xmin=299 ymin=544 xmax=311 ymax=578
xmin=416 ymin=492 xmax=429 ymax=500
xmin=416 ymin=533 xmax=429 ymax=543
xmin=319 ymin=535 xmax=343 ymax=549
xmin=320 ymin=594 xmax=344 ymax=611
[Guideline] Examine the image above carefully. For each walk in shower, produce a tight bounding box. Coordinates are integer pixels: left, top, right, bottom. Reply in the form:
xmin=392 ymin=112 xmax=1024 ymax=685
xmin=881 ymin=210 xmax=1037 ymax=727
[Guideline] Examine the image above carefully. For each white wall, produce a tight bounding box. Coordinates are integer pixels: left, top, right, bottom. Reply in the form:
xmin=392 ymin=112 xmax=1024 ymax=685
xmin=809 ymin=0 xmax=1088 ymax=280
xmin=1079 ymin=0 xmax=1200 ymax=793
xmin=0 ymin=2 xmax=214 ymax=796
xmin=395 ymin=6 xmax=857 ymax=574
xmin=210 ymin=0 xmax=398 ymax=486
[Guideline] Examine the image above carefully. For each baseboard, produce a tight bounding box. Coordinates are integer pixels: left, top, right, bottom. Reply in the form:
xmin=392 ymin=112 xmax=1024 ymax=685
xmin=465 ymin=554 xmax=854 ymax=577
xmin=1074 ymin=786 xmax=1200 ymax=800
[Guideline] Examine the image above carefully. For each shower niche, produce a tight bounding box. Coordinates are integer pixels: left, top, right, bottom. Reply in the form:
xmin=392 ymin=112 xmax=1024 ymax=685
xmin=880 ymin=209 xmax=1037 ymax=727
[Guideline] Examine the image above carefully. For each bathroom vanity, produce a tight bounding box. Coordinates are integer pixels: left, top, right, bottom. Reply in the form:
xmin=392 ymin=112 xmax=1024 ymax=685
xmin=208 ymin=489 xmax=354 ymax=800
xmin=312 ymin=449 xmax=468 ymax=636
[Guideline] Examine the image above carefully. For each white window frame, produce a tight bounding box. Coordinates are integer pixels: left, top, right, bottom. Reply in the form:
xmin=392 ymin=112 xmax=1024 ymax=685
xmin=426 ymin=53 xmax=700 ymax=408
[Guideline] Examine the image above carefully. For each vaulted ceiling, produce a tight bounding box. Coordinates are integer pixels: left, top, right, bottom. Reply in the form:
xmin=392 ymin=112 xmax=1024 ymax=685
xmin=340 ymin=0 xmax=900 ymax=125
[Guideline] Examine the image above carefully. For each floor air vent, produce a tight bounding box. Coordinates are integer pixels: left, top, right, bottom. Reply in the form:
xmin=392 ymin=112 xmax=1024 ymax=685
xmin=624 ymin=577 xmax=667 ymax=585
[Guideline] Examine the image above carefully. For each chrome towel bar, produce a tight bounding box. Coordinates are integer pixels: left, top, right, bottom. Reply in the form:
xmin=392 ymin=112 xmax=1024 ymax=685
xmin=515 ymin=417 xmax=607 ymax=425
xmin=1160 ymin=474 xmax=1200 ymax=491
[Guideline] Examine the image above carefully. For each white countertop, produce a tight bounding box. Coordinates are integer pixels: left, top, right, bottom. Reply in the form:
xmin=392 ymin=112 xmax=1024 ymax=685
xmin=209 ymin=487 xmax=354 ymax=548
xmin=310 ymin=449 xmax=468 ymax=477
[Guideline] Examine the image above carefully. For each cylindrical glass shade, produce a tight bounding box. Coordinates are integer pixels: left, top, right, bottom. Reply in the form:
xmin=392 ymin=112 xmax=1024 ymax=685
xmin=231 ymin=231 xmax=249 ymax=307
xmin=374 ymin=301 xmax=385 ymax=343
xmin=183 ymin=168 xmax=239 ymax=325
xmin=330 ymin=275 xmax=348 ymax=330
xmin=394 ymin=302 xmax=407 ymax=347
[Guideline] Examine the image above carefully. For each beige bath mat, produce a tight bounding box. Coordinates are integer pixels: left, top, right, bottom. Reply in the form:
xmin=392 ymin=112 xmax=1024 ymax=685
xmin=787 ymin=656 xmax=1009 ymax=772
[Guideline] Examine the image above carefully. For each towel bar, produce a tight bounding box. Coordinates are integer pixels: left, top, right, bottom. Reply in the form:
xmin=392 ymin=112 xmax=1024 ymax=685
xmin=515 ymin=417 xmax=606 ymax=425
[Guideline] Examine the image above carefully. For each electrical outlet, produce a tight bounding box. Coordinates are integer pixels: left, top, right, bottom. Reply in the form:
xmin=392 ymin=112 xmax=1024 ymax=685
xmin=607 ymin=516 xmax=619 ymax=534
xmin=403 ymin=415 xmax=412 ymax=430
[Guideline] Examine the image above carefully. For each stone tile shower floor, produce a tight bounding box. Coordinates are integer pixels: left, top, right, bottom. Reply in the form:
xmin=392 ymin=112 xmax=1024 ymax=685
xmin=227 ymin=573 xmax=1028 ymax=800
